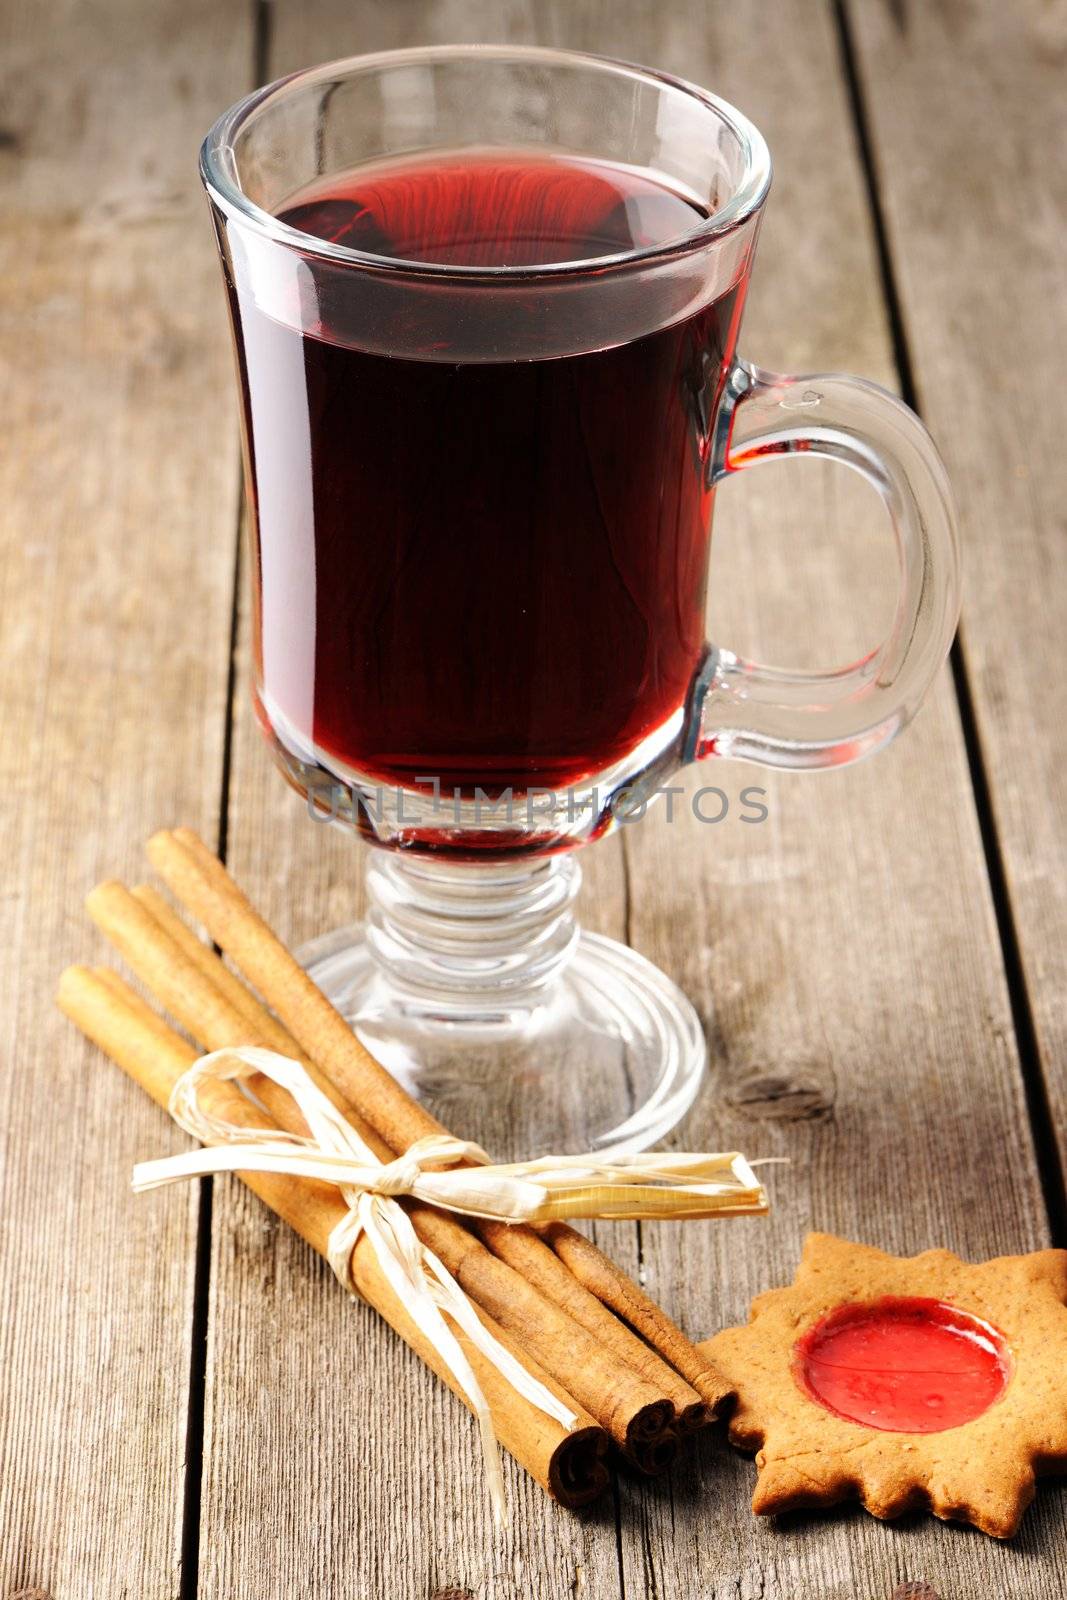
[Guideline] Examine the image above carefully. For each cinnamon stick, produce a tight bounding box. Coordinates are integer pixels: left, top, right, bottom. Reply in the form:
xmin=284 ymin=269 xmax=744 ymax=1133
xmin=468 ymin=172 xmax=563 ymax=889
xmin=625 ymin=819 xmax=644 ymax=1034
xmin=146 ymin=828 xmax=730 ymax=1417
xmin=132 ymin=884 xmax=270 ymax=1032
xmin=149 ymin=828 xmax=446 ymax=1137
xmin=57 ymin=964 xmax=609 ymax=1508
xmin=133 ymin=880 xmax=710 ymax=1425
xmin=86 ymin=880 xmax=677 ymax=1464
xmin=476 ymin=1220 xmax=708 ymax=1431
xmin=539 ymin=1223 xmax=732 ymax=1410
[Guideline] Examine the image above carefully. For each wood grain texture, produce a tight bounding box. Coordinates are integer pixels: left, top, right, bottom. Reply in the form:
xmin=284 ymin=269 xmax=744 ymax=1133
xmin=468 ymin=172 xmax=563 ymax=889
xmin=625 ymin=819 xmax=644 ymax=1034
xmin=203 ymin=5 xmax=636 ymax=1596
xmin=576 ymin=1 xmax=1067 ymax=1594
xmin=844 ymin=0 xmax=1067 ymax=1177
xmin=163 ymin=1 xmax=1064 ymax=1598
xmin=0 ymin=0 xmax=249 ymax=1594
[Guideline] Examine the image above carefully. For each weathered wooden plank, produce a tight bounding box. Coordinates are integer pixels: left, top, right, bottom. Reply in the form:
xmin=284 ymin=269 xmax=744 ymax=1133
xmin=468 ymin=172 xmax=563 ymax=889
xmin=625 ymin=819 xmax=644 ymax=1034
xmin=845 ymin=0 xmax=1067 ymax=1179
xmin=205 ymin=4 xmax=631 ymax=1597
xmin=204 ymin=2 xmax=1065 ymax=1598
xmin=0 ymin=0 xmax=250 ymax=1594
xmin=561 ymin=0 xmax=1066 ymax=1594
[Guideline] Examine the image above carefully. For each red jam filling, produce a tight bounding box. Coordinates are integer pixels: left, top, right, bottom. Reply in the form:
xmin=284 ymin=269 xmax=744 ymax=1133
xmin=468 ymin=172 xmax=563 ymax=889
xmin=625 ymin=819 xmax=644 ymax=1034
xmin=793 ymin=1296 xmax=1011 ymax=1433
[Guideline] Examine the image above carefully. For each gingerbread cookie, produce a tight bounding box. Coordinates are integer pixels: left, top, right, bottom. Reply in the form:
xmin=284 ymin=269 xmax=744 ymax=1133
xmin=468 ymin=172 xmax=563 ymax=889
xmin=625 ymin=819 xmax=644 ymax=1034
xmin=701 ymin=1233 xmax=1067 ymax=1538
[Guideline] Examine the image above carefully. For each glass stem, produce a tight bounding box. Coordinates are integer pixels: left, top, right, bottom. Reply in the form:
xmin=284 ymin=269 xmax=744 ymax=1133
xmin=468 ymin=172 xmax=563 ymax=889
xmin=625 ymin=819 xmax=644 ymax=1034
xmin=364 ymin=853 xmax=581 ymax=1006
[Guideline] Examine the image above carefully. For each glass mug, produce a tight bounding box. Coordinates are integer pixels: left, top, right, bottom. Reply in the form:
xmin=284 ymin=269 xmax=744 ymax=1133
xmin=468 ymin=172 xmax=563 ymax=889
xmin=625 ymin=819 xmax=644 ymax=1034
xmin=201 ymin=46 xmax=960 ymax=1157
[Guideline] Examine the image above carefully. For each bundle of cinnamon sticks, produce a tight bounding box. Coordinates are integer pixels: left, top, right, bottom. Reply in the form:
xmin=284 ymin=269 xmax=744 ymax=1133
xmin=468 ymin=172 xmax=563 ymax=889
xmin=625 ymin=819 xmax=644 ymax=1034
xmin=58 ymin=828 xmax=739 ymax=1508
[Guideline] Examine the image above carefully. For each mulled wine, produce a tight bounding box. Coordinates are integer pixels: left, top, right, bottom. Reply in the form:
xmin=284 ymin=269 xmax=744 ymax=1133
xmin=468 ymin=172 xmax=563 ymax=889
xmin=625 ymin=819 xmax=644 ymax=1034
xmin=225 ymin=151 xmax=746 ymax=793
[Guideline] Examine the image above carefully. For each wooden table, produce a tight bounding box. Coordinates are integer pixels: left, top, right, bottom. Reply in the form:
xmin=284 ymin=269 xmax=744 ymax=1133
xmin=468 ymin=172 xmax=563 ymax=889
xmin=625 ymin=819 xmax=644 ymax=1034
xmin=3 ymin=1 xmax=1065 ymax=1595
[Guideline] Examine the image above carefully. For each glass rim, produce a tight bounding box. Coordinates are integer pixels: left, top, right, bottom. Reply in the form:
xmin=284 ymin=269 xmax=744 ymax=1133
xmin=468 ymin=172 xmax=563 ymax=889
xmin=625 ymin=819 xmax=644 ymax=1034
xmin=199 ymin=43 xmax=772 ymax=281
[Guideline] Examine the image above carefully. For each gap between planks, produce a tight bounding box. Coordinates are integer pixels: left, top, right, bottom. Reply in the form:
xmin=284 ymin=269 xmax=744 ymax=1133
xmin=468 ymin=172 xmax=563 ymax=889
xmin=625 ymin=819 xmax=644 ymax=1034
xmin=833 ymin=0 xmax=1067 ymax=1247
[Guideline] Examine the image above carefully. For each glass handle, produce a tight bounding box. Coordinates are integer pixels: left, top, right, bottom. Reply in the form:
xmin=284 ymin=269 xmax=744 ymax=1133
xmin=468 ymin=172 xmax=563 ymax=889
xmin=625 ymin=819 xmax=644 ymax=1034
xmin=694 ymin=358 xmax=961 ymax=769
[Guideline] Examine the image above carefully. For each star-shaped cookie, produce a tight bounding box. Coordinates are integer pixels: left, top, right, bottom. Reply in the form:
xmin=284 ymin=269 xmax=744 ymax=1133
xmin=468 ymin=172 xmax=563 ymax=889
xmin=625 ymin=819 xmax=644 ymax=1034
xmin=701 ymin=1233 xmax=1067 ymax=1537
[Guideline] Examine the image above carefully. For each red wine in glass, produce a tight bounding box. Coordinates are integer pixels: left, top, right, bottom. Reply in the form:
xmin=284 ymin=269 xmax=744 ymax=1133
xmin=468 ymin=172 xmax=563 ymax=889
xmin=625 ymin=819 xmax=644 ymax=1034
xmin=228 ymin=151 xmax=746 ymax=798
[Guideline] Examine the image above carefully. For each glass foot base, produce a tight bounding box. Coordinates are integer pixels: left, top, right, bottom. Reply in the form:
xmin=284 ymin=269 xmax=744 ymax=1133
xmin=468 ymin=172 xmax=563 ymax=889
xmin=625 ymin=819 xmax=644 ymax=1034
xmin=297 ymin=924 xmax=708 ymax=1160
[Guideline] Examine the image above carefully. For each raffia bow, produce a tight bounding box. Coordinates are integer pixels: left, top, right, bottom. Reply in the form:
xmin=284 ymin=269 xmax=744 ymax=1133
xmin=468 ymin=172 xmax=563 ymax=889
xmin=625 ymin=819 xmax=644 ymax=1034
xmin=134 ymin=1046 xmax=768 ymax=1521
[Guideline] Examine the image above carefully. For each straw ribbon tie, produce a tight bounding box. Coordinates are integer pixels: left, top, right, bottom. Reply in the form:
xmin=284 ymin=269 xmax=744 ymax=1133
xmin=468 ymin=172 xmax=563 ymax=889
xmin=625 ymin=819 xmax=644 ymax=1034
xmin=133 ymin=1046 xmax=770 ymax=1521
xmin=137 ymin=1047 xmax=575 ymax=1522
xmin=375 ymin=1150 xmax=435 ymax=1197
